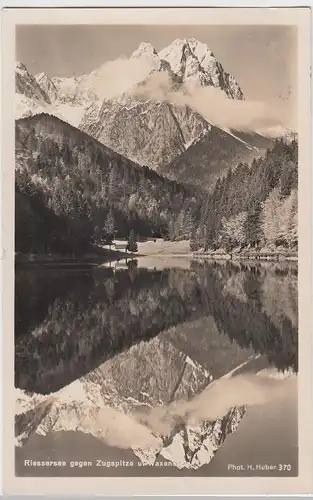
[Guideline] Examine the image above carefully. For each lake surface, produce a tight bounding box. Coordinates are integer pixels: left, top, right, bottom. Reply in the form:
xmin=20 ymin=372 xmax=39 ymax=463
xmin=15 ymin=259 xmax=298 ymax=476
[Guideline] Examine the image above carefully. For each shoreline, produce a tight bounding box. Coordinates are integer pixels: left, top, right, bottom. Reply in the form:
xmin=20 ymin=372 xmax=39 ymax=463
xmin=191 ymin=252 xmax=298 ymax=262
xmin=14 ymin=249 xmax=139 ymax=266
xmin=15 ymin=252 xmax=298 ymax=266
xmin=14 ymin=240 xmax=298 ymax=266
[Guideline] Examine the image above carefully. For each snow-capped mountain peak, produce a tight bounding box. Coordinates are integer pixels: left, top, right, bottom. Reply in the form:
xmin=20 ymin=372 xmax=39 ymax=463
xmin=132 ymin=41 xmax=158 ymax=58
xmin=131 ymin=41 xmax=162 ymax=73
xmin=15 ymin=35 xmax=246 ymax=141
xmin=128 ymin=37 xmax=244 ymax=99
xmin=158 ymin=37 xmax=243 ymax=99
xmin=15 ymin=36 xmax=245 ymax=126
xmin=159 ymin=38 xmax=200 ymax=77
xmin=187 ymin=38 xmax=214 ymax=60
xmin=15 ymin=61 xmax=51 ymax=105
xmin=16 ymin=61 xmax=29 ymax=74
xmin=256 ymin=125 xmax=297 ymax=141
xmin=35 ymin=71 xmax=49 ymax=81
xmin=35 ymin=72 xmax=58 ymax=102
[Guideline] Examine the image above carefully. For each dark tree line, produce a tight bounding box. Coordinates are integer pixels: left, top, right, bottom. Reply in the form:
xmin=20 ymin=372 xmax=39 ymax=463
xmin=15 ymin=115 xmax=298 ymax=256
xmin=191 ymin=138 xmax=298 ymax=252
xmin=15 ymin=114 xmax=203 ymax=255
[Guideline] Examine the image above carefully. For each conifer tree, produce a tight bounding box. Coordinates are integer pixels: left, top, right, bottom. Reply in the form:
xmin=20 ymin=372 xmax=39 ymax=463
xmin=244 ymin=202 xmax=262 ymax=247
xmin=190 ymin=228 xmax=202 ymax=252
xmin=127 ymin=229 xmax=138 ymax=253
xmin=104 ymin=208 xmax=116 ymax=249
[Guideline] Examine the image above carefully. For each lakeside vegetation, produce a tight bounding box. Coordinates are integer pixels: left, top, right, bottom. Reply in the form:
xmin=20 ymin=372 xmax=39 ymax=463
xmin=190 ymin=139 xmax=298 ymax=254
xmin=15 ymin=115 xmax=297 ymax=260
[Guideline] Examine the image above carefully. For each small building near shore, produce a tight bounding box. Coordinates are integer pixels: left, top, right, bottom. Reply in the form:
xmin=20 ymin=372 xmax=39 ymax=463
xmin=102 ymin=239 xmax=128 ymax=252
xmin=113 ymin=240 xmax=128 ymax=252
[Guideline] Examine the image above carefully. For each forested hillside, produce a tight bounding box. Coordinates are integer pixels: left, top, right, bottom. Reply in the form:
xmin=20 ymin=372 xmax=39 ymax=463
xmin=191 ymin=139 xmax=298 ymax=253
xmin=15 ymin=114 xmax=297 ymax=257
xmin=15 ymin=114 xmax=202 ymax=254
xmin=159 ymin=127 xmax=273 ymax=189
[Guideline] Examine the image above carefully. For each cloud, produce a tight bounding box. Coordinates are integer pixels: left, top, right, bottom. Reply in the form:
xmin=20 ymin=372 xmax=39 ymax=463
xmin=176 ymin=86 xmax=275 ymax=131
xmin=83 ymin=57 xmax=154 ymax=100
xmin=133 ymin=71 xmax=293 ymax=133
xmin=72 ymin=370 xmax=295 ymax=453
xmin=92 ymin=406 xmax=162 ymax=450
xmin=41 ymin=368 xmax=294 ymax=457
xmin=132 ymin=371 xmax=296 ymax=438
xmin=83 ymin=56 xmax=294 ymax=134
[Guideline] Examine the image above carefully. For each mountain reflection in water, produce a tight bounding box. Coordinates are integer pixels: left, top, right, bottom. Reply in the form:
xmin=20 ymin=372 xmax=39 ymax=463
xmin=15 ymin=259 xmax=298 ymax=476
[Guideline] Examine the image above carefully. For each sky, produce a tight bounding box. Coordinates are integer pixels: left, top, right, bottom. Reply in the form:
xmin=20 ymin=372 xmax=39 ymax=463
xmin=16 ymin=25 xmax=297 ymax=129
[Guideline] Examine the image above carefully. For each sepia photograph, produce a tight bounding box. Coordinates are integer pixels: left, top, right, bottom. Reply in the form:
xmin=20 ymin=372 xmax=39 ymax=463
xmin=1 ymin=5 xmax=312 ymax=497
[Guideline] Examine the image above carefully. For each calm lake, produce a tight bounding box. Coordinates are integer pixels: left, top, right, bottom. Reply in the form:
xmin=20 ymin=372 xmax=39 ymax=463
xmin=15 ymin=259 xmax=298 ymax=476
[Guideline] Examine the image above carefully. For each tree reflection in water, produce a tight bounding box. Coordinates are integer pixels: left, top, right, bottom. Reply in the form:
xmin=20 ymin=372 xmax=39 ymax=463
xmin=15 ymin=260 xmax=298 ymax=395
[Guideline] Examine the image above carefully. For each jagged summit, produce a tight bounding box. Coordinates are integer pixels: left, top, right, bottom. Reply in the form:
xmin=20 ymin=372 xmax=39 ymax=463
xmin=35 ymin=72 xmax=58 ymax=102
xmin=35 ymin=71 xmax=48 ymax=80
xmin=16 ymin=61 xmax=25 ymax=69
xmin=158 ymin=37 xmax=243 ymax=99
xmin=129 ymin=37 xmax=244 ymax=99
xmin=15 ymin=35 xmax=246 ymax=141
xmin=172 ymin=38 xmax=215 ymax=57
xmin=35 ymin=72 xmax=53 ymax=91
xmin=132 ymin=41 xmax=158 ymax=57
xmin=15 ymin=36 xmax=245 ymax=124
xmin=15 ymin=61 xmax=51 ymax=105
xmin=131 ymin=41 xmax=162 ymax=74
xmin=15 ymin=61 xmax=30 ymax=75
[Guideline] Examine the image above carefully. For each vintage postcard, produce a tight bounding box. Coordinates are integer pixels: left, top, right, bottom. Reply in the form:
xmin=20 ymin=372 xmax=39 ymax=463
xmin=1 ymin=5 xmax=312 ymax=496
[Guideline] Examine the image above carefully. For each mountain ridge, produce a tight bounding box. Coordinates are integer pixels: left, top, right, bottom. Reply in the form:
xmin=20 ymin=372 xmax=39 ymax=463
xmin=15 ymin=38 xmax=291 ymax=191
xmin=16 ymin=37 xmax=243 ymax=121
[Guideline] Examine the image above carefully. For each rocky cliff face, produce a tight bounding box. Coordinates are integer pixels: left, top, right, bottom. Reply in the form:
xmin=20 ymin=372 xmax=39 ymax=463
xmin=16 ymin=62 xmax=51 ymax=104
xmin=15 ymin=63 xmax=52 ymax=120
xmin=78 ymin=38 xmax=246 ymax=170
xmin=15 ymin=68 xmax=99 ymax=126
xmin=80 ymin=98 xmax=211 ymax=169
xmin=35 ymin=72 xmax=58 ymax=102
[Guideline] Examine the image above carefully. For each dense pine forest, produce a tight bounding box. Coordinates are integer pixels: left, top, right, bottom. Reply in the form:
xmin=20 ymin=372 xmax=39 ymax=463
xmin=191 ymin=138 xmax=298 ymax=253
xmin=15 ymin=113 xmax=298 ymax=256
xmin=15 ymin=114 xmax=202 ymax=254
